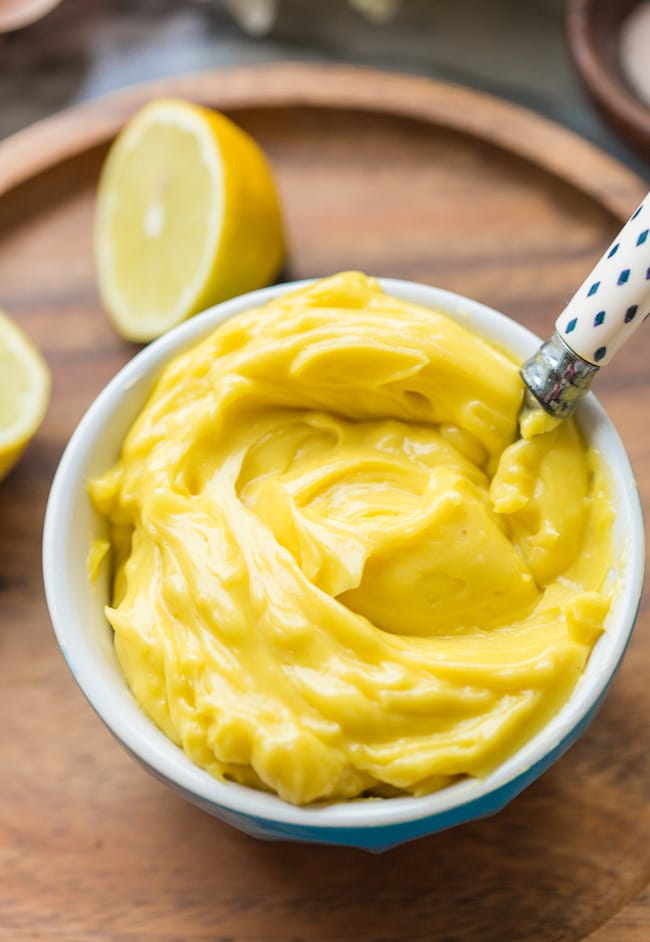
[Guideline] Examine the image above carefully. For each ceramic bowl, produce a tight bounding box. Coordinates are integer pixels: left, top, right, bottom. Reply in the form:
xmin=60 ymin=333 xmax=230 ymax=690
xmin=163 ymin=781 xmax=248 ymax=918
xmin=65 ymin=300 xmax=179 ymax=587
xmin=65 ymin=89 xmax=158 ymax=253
xmin=567 ymin=0 xmax=650 ymax=159
xmin=42 ymin=279 xmax=645 ymax=852
xmin=0 ymin=0 xmax=63 ymax=32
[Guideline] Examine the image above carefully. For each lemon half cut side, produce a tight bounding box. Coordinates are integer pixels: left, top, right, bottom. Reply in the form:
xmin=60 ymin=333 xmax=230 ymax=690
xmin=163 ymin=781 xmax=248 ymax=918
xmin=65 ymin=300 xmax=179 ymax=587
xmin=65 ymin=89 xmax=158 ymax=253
xmin=0 ymin=310 xmax=50 ymax=483
xmin=95 ymin=98 xmax=286 ymax=342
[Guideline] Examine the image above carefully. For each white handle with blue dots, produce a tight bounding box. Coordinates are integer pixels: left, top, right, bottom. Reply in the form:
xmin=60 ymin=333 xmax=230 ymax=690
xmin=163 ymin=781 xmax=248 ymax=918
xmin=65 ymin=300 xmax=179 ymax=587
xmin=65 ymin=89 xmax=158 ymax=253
xmin=556 ymin=195 xmax=650 ymax=366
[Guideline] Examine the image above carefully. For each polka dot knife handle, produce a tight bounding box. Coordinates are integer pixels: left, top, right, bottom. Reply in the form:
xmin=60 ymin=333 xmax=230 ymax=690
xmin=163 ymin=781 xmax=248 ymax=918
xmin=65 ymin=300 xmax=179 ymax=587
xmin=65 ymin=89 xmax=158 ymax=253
xmin=556 ymin=195 xmax=650 ymax=366
xmin=521 ymin=195 xmax=650 ymax=420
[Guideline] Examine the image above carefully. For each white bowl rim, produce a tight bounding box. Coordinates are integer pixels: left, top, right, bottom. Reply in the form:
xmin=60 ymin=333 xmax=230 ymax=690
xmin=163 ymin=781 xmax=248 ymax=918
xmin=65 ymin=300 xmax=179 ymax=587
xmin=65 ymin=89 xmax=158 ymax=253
xmin=43 ymin=276 xmax=645 ymax=831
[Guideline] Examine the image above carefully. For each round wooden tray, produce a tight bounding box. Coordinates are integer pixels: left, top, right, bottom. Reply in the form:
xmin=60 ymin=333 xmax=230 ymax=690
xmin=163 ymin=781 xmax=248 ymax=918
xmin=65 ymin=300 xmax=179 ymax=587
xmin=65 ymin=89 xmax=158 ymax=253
xmin=0 ymin=64 xmax=647 ymax=942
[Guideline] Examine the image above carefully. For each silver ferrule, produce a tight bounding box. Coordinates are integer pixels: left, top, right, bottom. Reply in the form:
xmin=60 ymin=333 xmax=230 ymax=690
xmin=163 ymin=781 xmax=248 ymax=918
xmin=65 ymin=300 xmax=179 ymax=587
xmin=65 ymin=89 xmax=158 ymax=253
xmin=520 ymin=330 xmax=599 ymax=419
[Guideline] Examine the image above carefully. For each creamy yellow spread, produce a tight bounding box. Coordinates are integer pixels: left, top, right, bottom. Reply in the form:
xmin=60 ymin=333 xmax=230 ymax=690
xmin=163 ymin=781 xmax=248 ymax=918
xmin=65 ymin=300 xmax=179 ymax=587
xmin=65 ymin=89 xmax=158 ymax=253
xmin=89 ymin=272 xmax=614 ymax=805
xmin=520 ymin=404 xmax=563 ymax=440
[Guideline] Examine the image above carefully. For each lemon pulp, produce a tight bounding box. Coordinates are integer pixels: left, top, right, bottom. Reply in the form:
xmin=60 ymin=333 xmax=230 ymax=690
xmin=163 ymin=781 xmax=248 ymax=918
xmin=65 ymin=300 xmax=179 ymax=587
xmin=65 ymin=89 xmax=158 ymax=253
xmin=0 ymin=310 xmax=50 ymax=482
xmin=95 ymin=98 xmax=285 ymax=342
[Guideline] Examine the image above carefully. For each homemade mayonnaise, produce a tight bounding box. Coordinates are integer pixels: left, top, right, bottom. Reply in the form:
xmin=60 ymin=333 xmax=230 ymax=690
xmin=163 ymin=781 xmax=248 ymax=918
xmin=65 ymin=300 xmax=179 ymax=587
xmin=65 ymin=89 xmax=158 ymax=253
xmin=89 ymin=272 xmax=614 ymax=805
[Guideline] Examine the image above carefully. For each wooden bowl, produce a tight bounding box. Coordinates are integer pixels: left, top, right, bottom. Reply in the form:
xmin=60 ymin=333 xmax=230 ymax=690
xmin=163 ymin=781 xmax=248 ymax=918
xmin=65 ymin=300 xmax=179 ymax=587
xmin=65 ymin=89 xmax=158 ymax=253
xmin=567 ymin=0 xmax=650 ymax=159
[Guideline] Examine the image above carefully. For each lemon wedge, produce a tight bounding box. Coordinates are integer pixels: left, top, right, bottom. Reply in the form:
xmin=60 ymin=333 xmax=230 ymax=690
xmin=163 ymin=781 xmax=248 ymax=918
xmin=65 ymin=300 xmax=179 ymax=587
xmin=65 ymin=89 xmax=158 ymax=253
xmin=0 ymin=310 xmax=50 ymax=482
xmin=95 ymin=98 xmax=286 ymax=342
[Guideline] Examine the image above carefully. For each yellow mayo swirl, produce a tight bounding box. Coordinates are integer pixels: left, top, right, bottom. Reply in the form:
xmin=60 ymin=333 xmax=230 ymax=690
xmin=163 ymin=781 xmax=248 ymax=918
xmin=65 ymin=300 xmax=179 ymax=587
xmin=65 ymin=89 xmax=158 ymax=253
xmin=89 ymin=272 xmax=614 ymax=804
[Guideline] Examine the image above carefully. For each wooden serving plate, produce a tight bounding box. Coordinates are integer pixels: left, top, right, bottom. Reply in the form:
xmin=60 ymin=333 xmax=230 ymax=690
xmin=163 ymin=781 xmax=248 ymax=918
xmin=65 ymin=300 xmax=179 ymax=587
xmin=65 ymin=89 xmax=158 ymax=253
xmin=0 ymin=64 xmax=648 ymax=941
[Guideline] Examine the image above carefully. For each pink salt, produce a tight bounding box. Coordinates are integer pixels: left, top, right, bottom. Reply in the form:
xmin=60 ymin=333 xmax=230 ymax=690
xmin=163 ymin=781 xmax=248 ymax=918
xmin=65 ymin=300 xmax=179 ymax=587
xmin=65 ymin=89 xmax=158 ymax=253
xmin=620 ymin=1 xmax=650 ymax=107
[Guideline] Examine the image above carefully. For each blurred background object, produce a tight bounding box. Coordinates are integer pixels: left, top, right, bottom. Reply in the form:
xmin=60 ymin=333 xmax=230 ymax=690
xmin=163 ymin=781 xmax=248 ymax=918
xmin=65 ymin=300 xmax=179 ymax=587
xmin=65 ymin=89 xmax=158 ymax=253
xmin=0 ymin=0 xmax=62 ymax=32
xmin=219 ymin=0 xmax=401 ymax=34
xmin=567 ymin=0 xmax=650 ymax=160
xmin=621 ymin=2 xmax=650 ymax=106
xmin=0 ymin=0 xmax=646 ymax=181
xmin=220 ymin=0 xmax=278 ymax=36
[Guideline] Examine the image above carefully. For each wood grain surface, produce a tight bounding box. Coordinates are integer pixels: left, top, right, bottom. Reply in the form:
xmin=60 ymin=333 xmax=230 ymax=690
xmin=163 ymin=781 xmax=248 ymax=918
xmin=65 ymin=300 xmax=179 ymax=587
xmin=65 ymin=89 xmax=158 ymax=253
xmin=0 ymin=64 xmax=647 ymax=942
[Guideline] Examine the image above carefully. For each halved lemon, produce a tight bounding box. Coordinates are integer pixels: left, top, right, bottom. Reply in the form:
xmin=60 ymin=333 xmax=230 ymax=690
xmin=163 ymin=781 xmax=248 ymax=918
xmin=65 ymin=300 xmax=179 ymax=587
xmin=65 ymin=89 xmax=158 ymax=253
xmin=0 ymin=310 xmax=50 ymax=483
xmin=95 ymin=98 xmax=286 ymax=342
